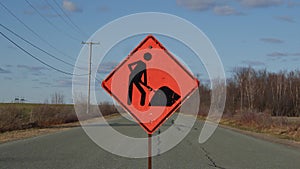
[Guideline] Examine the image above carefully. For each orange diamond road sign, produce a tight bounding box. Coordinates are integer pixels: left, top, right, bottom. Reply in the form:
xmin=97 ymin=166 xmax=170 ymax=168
xmin=102 ymin=35 xmax=199 ymax=134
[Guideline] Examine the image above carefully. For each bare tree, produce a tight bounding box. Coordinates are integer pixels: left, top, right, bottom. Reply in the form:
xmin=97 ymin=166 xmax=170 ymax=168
xmin=226 ymin=68 xmax=300 ymax=117
xmin=51 ymin=92 xmax=65 ymax=104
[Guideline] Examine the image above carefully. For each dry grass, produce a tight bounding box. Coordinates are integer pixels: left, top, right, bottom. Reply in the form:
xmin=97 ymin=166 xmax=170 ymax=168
xmin=218 ymin=112 xmax=300 ymax=142
xmin=0 ymin=127 xmax=71 ymax=143
xmin=0 ymin=103 xmax=121 ymax=143
xmin=0 ymin=104 xmax=76 ymax=132
xmin=0 ymin=110 xmax=121 ymax=144
xmin=0 ymin=102 xmax=119 ymax=133
xmin=0 ymin=105 xmax=30 ymax=132
xmin=31 ymin=104 xmax=77 ymax=127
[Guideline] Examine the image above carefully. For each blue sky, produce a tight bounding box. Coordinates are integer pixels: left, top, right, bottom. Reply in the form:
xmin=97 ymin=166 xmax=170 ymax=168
xmin=0 ymin=0 xmax=299 ymax=103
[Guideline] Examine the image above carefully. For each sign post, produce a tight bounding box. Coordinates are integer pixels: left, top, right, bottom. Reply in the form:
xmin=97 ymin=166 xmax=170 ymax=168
xmin=148 ymin=134 xmax=152 ymax=169
xmin=102 ymin=34 xmax=199 ymax=168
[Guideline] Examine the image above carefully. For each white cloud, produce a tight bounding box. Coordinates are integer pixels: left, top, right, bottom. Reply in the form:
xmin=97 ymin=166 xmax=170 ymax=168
xmin=290 ymin=53 xmax=300 ymax=56
xmin=260 ymin=38 xmax=284 ymax=44
xmin=98 ymin=6 xmax=110 ymax=12
xmin=213 ymin=5 xmax=240 ymax=16
xmin=267 ymin=52 xmax=288 ymax=57
xmin=63 ymin=0 xmax=82 ymax=12
xmin=239 ymin=0 xmax=283 ymax=8
xmin=287 ymin=1 xmax=300 ymax=7
xmin=241 ymin=60 xmax=265 ymax=66
xmin=176 ymin=0 xmax=217 ymax=11
xmin=53 ymin=79 xmax=72 ymax=87
xmin=274 ymin=15 xmax=295 ymax=23
xmin=97 ymin=62 xmax=118 ymax=74
xmin=177 ymin=0 xmax=244 ymax=16
xmin=267 ymin=52 xmax=300 ymax=57
xmin=17 ymin=65 xmax=48 ymax=76
xmin=0 ymin=67 xmax=11 ymax=74
xmin=17 ymin=65 xmax=47 ymax=72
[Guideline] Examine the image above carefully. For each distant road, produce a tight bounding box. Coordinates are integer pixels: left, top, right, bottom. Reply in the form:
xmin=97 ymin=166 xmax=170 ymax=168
xmin=1 ymin=116 xmax=300 ymax=169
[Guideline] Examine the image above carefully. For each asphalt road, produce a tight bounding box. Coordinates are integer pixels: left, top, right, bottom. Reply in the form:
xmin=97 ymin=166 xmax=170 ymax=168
xmin=1 ymin=116 xmax=300 ymax=169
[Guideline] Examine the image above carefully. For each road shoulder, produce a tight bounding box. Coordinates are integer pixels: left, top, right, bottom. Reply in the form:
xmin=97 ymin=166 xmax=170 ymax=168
xmin=219 ymin=123 xmax=300 ymax=149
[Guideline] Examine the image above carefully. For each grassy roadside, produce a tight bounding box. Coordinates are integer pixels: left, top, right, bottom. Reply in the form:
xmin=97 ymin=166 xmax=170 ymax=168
xmin=0 ymin=127 xmax=73 ymax=143
xmin=0 ymin=103 xmax=120 ymax=143
xmin=0 ymin=103 xmax=77 ymax=132
xmin=0 ymin=113 xmax=121 ymax=144
xmin=198 ymin=113 xmax=300 ymax=144
xmin=220 ymin=118 xmax=300 ymax=142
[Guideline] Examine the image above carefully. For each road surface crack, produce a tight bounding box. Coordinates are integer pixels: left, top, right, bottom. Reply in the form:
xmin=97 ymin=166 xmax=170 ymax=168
xmin=201 ymin=147 xmax=227 ymax=169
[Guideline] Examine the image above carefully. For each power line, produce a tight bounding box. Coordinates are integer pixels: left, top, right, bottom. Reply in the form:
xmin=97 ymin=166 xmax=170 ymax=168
xmin=0 ymin=23 xmax=77 ymax=69
xmin=44 ymin=0 xmax=86 ymax=38
xmin=0 ymin=31 xmax=87 ymax=76
xmin=95 ymin=77 xmax=102 ymax=84
xmin=52 ymin=0 xmax=88 ymax=38
xmin=44 ymin=0 xmax=71 ymax=28
xmin=0 ymin=1 xmax=75 ymax=61
xmin=25 ymin=0 xmax=82 ymax=42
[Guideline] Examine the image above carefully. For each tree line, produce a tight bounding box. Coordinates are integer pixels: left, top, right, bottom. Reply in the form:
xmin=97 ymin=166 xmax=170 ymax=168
xmin=199 ymin=67 xmax=300 ymax=117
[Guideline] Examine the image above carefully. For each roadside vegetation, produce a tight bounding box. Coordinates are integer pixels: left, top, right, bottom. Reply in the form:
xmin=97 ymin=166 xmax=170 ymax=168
xmin=0 ymin=103 xmax=76 ymax=132
xmin=0 ymin=93 xmax=118 ymax=133
xmin=220 ymin=112 xmax=300 ymax=141
xmin=198 ymin=67 xmax=300 ymax=142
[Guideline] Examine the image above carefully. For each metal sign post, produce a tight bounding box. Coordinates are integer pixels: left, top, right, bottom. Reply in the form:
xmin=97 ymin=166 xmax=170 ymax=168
xmin=148 ymin=134 xmax=152 ymax=169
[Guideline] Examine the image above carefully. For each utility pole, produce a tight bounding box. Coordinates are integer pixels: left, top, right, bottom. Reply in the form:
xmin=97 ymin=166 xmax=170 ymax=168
xmin=82 ymin=41 xmax=100 ymax=114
